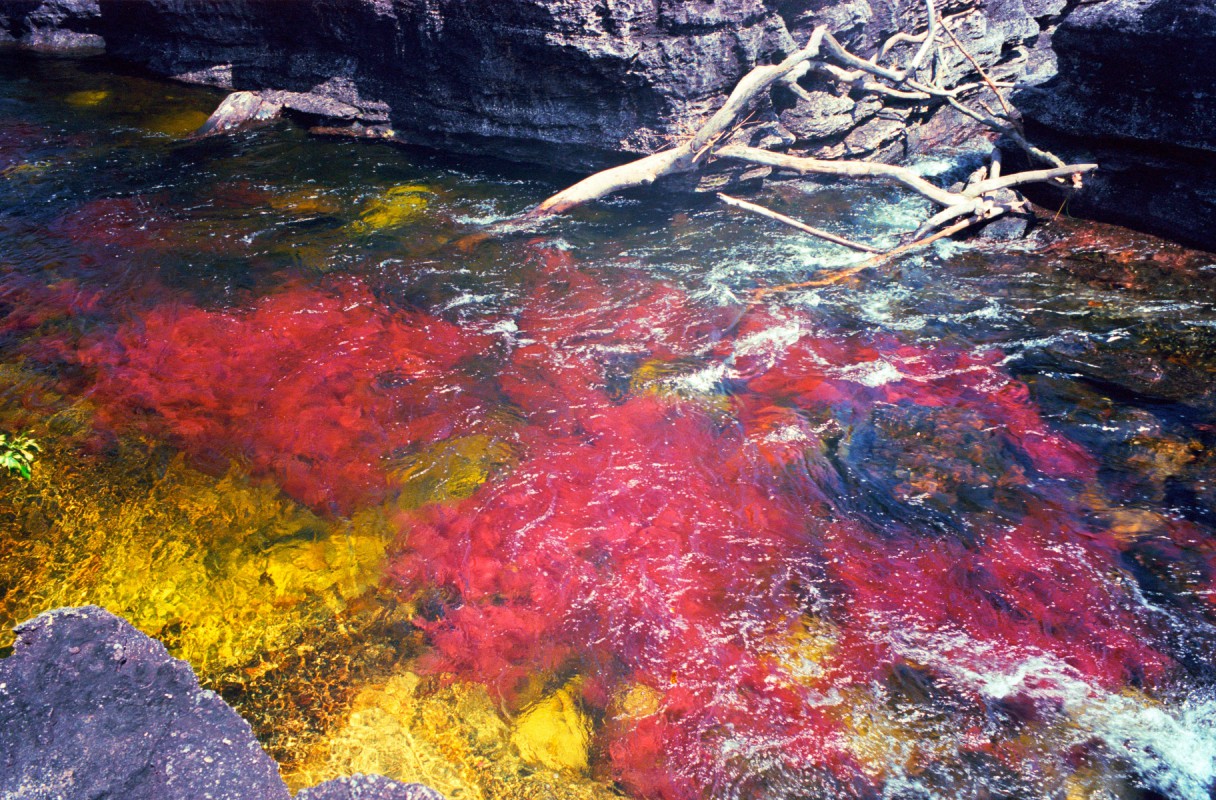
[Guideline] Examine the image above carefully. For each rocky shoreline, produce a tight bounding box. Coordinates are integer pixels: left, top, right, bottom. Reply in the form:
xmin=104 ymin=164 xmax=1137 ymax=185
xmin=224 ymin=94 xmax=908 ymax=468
xmin=1 ymin=0 xmax=1212 ymax=248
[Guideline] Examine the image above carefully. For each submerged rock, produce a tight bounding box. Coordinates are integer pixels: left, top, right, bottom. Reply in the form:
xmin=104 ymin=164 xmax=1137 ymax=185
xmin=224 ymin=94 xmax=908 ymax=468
xmin=0 ymin=605 xmax=445 ymax=800
xmin=297 ymin=774 xmax=445 ymax=800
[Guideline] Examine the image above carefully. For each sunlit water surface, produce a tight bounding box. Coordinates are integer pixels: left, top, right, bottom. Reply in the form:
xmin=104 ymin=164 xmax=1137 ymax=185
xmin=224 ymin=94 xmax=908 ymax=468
xmin=3 ymin=52 xmax=1216 ymax=800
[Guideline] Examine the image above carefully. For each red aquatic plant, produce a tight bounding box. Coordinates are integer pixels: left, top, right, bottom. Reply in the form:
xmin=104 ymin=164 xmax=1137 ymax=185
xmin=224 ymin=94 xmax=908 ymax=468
xmin=50 ymin=195 xmax=178 ymax=253
xmin=78 ymin=278 xmax=494 ymax=511
xmin=388 ymin=276 xmax=1193 ymax=795
xmin=390 ymin=391 xmax=855 ymax=798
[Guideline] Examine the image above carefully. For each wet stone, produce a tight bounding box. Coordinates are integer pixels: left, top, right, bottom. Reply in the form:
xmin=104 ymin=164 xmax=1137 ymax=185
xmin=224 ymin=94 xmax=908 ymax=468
xmin=297 ymin=774 xmax=446 ymax=800
xmin=0 ymin=605 xmax=448 ymax=800
xmin=0 ymin=605 xmax=290 ymax=800
xmin=836 ymin=402 xmax=1035 ymax=536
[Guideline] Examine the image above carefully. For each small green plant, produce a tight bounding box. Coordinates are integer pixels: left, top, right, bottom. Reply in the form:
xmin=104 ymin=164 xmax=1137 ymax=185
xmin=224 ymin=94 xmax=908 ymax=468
xmin=0 ymin=431 xmax=41 ymax=480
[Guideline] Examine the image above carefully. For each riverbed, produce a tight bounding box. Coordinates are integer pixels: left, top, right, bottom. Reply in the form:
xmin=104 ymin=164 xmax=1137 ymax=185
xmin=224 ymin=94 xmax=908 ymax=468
xmin=2 ymin=51 xmax=1216 ymax=800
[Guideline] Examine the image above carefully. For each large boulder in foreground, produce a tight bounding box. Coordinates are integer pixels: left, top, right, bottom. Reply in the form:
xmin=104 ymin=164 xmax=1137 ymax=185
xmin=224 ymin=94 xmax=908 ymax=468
xmin=0 ymin=605 xmax=443 ymax=800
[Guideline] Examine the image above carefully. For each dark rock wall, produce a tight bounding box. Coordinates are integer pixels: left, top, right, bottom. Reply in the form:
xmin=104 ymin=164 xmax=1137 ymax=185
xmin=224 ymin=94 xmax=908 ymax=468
xmin=1017 ymin=0 xmax=1216 ymax=250
xmin=0 ymin=0 xmax=1055 ymax=170
xmin=99 ymin=0 xmax=796 ymax=169
xmin=1 ymin=0 xmax=1212 ymax=247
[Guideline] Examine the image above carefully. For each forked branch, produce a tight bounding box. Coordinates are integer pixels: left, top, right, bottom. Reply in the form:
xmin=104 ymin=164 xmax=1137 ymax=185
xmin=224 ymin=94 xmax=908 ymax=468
xmin=514 ymin=0 xmax=1093 ymax=288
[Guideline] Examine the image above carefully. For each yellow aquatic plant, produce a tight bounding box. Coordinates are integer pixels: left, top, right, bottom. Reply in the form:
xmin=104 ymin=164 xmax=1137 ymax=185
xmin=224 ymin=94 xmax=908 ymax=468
xmin=290 ymin=671 xmax=616 ymax=800
xmin=390 ymin=434 xmax=515 ymax=509
xmin=347 ymin=185 xmax=433 ymax=234
xmin=0 ymin=442 xmax=391 ymax=672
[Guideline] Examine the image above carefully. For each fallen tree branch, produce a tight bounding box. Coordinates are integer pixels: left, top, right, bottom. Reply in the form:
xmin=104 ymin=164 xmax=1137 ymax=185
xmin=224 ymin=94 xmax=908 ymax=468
xmin=940 ymin=17 xmax=1012 ymax=117
xmin=752 ymin=209 xmax=1009 ymax=298
xmin=524 ymin=27 xmax=829 ymax=221
xmin=718 ymin=193 xmax=883 ymax=253
xmin=964 ymin=163 xmax=1097 ymax=196
xmin=509 ymin=0 xmax=1095 ymax=291
xmin=716 ymin=145 xmax=965 ymax=208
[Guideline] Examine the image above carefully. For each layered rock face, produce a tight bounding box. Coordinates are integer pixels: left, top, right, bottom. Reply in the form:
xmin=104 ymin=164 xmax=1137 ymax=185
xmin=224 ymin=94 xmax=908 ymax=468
xmin=0 ymin=0 xmax=1063 ymax=170
xmin=1 ymin=0 xmax=1212 ymax=247
xmin=1017 ymin=0 xmax=1216 ymax=250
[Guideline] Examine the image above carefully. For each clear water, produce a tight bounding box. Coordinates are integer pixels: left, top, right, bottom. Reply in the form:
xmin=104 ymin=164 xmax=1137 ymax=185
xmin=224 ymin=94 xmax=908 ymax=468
xmin=2 ymin=51 xmax=1216 ymax=800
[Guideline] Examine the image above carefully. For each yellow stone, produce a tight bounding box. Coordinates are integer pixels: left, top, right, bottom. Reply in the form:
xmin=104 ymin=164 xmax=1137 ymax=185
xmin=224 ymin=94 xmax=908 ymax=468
xmin=348 ymin=185 xmax=432 ymax=234
xmin=510 ymin=679 xmax=592 ymax=774
xmin=289 ymin=672 xmax=617 ymax=800
xmin=143 ymin=109 xmax=212 ymax=137
xmin=65 ymin=89 xmax=110 ymax=107
xmin=614 ymin=682 xmax=663 ymax=720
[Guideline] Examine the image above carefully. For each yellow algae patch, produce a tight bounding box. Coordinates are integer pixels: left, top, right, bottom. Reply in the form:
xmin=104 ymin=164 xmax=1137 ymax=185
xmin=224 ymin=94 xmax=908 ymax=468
xmin=612 ymin=682 xmax=663 ymax=720
xmin=510 ymin=678 xmax=592 ymax=774
xmin=768 ymin=612 xmax=836 ymax=680
xmin=0 ymin=440 xmax=392 ymax=673
xmin=290 ymin=672 xmax=617 ymax=800
xmin=348 ymin=185 xmax=432 ymax=234
xmin=143 ymin=108 xmax=212 ymax=137
xmin=390 ymin=435 xmax=514 ymax=509
xmin=1 ymin=160 xmax=51 ymax=180
xmin=65 ymin=89 xmax=110 ymax=107
xmin=267 ymin=188 xmax=343 ymax=217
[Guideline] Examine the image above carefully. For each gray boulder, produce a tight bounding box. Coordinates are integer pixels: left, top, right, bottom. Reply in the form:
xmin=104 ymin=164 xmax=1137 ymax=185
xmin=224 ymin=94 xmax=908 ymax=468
xmin=0 ymin=606 xmax=443 ymax=800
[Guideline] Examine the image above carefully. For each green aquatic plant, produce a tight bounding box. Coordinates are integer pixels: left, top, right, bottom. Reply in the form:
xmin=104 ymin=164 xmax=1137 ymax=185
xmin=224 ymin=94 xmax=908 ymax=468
xmin=0 ymin=431 xmax=40 ymax=479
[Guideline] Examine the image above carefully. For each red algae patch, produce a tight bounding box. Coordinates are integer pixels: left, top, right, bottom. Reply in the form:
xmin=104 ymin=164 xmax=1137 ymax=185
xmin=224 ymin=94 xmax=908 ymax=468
xmin=77 ymin=279 xmax=494 ymax=512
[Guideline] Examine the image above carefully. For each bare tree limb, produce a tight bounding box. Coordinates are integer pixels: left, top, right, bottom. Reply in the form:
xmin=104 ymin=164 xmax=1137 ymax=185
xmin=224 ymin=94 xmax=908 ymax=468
xmin=914 ymin=200 xmax=983 ymax=238
xmin=510 ymin=0 xmax=1096 ymax=285
xmin=752 ymin=210 xmax=1004 ymax=298
xmin=527 ymin=149 xmax=687 ymax=217
xmin=964 ymin=163 xmax=1097 ymax=196
xmin=940 ymin=18 xmax=1013 ymax=117
xmin=716 ymin=145 xmax=963 ymax=207
xmin=718 ymin=193 xmax=884 ymax=253
xmin=687 ymin=27 xmax=827 ymax=158
xmin=905 ymin=0 xmax=939 ymax=75
xmin=524 ymin=27 xmax=830 ymax=220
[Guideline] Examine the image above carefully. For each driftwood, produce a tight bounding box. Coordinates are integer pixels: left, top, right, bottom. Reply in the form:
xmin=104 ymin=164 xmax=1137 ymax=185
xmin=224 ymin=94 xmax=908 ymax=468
xmin=717 ymin=193 xmax=882 ymax=253
xmin=514 ymin=0 xmax=1095 ymax=290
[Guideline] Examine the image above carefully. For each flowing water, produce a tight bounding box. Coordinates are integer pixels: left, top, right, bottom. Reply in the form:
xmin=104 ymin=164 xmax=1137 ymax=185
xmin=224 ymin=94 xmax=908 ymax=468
xmin=3 ymin=51 xmax=1216 ymax=800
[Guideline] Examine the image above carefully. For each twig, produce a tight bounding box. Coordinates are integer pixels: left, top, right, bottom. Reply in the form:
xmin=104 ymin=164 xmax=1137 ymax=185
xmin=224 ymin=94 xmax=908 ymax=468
xmin=940 ymin=19 xmax=1013 ymax=117
xmin=718 ymin=193 xmax=884 ymax=253
xmin=752 ymin=213 xmax=988 ymax=298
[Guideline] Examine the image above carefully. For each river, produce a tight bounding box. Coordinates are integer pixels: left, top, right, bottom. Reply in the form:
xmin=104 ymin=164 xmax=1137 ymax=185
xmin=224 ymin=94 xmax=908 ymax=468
xmin=2 ymin=51 xmax=1216 ymax=800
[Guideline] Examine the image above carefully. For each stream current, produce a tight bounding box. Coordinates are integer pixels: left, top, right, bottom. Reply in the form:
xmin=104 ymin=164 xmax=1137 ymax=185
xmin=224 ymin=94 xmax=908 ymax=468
xmin=3 ymin=52 xmax=1216 ymax=800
